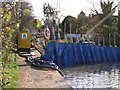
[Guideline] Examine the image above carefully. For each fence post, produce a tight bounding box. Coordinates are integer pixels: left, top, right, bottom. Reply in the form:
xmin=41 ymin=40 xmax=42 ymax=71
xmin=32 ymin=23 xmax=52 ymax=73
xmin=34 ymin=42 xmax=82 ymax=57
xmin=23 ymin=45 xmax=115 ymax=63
xmin=64 ymin=23 xmax=66 ymax=40
xmin=114 ymin=32 xmax=117 ymax=47
xmin=70 ymin=23 xmax=73 ymax=43
xmin=109 ymin=33 xmax=112 ymax=47
xmin=98 ymin=34 xmax=101 ymax=45
xmin=76 ymin=28 xmax=79 ymax=43
xmin=52 ymin=26 xmax=56 ymax=40
xmin=87 ymin=34 xmax=90 ymax=43
xmin=118 ymin=34 xmax=120 ymax=47
xmin=65 ymin=34 xmax=68 ymax=43
xmin=103 ymin=36 xmax=105 ymax=46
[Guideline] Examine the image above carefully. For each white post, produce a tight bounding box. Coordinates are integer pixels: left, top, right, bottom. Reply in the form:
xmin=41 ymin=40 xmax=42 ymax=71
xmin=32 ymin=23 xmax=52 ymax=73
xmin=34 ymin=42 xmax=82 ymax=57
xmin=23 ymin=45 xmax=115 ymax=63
xmin=70 ymin=23 xmax=73 ymax=43
xmin=70 ymin=23 xmax=71 ymax=34
xmin=87 ymin=34 xmax=90 ymax=43
xmin=109 ymin=33 xmax=111 ymax=47
xmin=64 ymin=23 xmax=66 ymax=39
xmin=98 ymin=34 xmax=101 ymax=45
xmin=114 ymin=32 xmax=117 ymax=47
xmin=52 ymin=26 xmax=56 ymax=40
xmin=103 ymin=36 xmax=105 ymax=46
xmin=76 ymin=28 xmax=79 ymax=43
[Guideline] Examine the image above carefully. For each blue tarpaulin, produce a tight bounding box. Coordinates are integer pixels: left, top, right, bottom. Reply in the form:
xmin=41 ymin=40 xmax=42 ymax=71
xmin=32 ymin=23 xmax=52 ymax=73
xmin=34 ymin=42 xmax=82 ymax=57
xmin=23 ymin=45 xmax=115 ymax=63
xmin=41 ymin=42 xmax=120 ymax=68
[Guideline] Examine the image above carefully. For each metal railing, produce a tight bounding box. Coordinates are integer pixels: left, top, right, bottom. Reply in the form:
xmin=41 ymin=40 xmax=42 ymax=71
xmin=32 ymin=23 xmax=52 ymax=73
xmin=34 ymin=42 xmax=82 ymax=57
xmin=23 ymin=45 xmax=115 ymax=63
xmin=48 ymin=22 xmax=120 ymax=47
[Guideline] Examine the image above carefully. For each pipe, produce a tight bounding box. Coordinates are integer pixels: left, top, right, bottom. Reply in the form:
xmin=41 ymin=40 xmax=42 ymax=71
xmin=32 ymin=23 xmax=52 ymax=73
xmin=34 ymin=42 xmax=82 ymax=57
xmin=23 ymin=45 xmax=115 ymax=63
xmin=27 ymin=56 xmax=65 ymax=77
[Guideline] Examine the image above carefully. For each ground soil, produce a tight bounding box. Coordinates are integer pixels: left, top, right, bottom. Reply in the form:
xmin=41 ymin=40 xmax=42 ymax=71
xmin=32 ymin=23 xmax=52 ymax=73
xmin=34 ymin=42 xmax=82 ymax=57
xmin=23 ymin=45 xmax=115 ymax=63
xmin=16 ymin=49 xmax=72 ymax=88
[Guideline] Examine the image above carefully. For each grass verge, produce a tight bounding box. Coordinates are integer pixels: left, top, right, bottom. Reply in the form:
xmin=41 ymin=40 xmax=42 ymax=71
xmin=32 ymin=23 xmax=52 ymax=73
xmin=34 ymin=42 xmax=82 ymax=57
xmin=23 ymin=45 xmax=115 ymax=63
xmin=2 ymin=53 xmax=18 ymax=88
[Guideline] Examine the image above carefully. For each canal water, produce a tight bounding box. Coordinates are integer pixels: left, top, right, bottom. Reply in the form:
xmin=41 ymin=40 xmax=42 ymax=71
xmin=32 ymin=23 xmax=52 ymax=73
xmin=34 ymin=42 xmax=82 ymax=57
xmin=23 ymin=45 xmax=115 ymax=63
xmin=62 ymin=63 xmax=120 ymax=89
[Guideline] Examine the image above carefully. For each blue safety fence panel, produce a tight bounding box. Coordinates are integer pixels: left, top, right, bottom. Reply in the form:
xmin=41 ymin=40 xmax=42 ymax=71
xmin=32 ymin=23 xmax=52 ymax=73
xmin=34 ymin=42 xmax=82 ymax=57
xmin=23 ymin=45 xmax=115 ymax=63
xmin=41 ymin=41 xmax=56 ymax=62
xmin=41 ymin=42 xmax=120 ymax=68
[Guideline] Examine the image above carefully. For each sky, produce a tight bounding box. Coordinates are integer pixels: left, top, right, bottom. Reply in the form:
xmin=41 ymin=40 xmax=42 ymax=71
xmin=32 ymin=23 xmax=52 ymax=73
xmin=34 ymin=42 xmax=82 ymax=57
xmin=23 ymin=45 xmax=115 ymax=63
xmin=29 ymin=0 xmax=119 ymax=21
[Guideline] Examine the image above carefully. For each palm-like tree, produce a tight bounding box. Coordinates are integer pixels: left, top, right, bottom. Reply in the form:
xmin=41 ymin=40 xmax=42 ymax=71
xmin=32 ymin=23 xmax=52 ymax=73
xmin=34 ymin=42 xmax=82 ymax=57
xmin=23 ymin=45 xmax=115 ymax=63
xmin=100 ymin=0 xmax=113 ymax=15
xmin=100 ymin=0 xmax=114 ymax=25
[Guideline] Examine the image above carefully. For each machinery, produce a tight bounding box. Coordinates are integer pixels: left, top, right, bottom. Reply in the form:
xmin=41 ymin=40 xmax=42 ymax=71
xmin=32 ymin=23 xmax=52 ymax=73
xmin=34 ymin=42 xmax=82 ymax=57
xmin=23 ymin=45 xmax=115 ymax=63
xmin=18 ymin=31 xmax=31 ymax=53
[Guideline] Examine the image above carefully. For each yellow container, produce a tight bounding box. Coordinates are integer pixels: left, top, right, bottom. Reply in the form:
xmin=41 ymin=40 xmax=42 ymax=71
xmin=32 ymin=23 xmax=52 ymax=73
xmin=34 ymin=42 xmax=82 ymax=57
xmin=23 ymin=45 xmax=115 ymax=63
xmin=18 ymin=31 xmax=31 ymax=52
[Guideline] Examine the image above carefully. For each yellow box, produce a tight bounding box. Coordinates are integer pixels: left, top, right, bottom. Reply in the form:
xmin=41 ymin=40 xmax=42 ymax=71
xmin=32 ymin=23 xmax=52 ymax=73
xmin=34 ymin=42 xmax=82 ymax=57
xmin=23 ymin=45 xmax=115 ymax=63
xmin=18 ymin=31 xmax=31 ymax=49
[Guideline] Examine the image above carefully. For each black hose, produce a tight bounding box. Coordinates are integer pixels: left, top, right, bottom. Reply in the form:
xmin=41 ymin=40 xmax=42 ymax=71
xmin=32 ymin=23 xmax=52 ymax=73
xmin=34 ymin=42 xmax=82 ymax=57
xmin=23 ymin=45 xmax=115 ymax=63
xmin=27 ymin=56 xmax=65 ymax=77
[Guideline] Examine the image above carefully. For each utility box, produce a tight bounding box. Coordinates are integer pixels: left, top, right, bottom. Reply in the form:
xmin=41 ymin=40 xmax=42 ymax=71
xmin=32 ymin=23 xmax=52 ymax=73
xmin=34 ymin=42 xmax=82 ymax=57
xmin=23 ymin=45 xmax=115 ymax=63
xmin=18 ymin=31 xmax=31 ymax=53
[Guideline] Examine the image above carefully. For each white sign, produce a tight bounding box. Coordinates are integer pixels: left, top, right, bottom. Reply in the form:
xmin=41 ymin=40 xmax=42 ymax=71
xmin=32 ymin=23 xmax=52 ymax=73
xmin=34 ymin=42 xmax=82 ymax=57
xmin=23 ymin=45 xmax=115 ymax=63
xmin=22 ymin=33 xmax=27 ymax=39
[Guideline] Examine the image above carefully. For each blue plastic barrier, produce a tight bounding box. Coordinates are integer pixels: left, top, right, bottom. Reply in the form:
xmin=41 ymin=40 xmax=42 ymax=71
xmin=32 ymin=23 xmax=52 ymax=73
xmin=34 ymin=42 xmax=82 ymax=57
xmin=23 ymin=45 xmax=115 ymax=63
xmin=42 ymin=42 xmax=120 ymax=68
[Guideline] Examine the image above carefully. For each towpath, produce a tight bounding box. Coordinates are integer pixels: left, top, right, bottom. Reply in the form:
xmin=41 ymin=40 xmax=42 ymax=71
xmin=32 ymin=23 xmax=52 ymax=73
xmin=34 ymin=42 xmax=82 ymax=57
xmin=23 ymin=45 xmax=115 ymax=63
xmin=16 ymin=49 xmax=72 ymax=89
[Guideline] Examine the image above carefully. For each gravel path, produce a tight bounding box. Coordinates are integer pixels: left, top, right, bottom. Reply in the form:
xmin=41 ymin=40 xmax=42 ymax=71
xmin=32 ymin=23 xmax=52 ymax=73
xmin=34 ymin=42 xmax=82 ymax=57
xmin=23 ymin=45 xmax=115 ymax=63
xmin=16 ymin=50 xmax=72 ymax=89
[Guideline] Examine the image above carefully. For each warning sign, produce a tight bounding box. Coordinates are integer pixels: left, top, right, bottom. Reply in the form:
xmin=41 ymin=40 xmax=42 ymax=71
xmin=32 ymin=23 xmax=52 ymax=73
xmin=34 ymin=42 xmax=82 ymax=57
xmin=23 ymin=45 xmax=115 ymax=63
xmin=22 ymin=33 xmax=27 ymax=39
